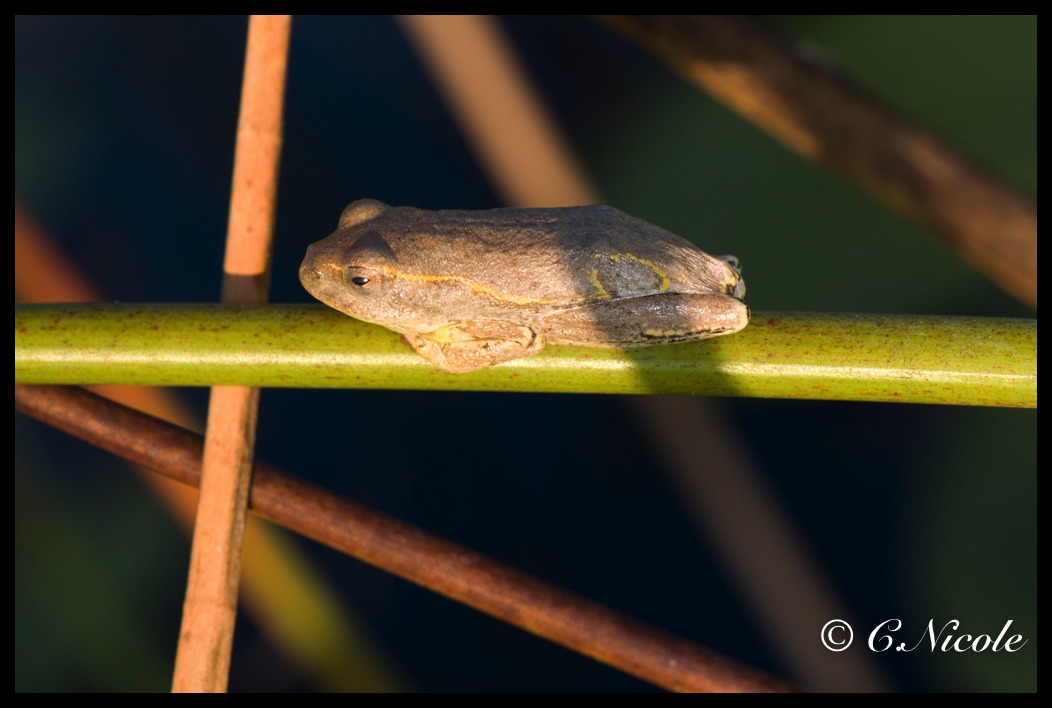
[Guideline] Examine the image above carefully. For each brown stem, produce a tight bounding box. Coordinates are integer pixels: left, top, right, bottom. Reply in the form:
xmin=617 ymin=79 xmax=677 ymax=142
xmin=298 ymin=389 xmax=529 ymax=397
xmin=172 ymin=14 xmax=291 ymax=693
xmin=601 ymin=15 xmax=1036 ymax=308
xmin=16 ymin=384 xmax=795 ymax=693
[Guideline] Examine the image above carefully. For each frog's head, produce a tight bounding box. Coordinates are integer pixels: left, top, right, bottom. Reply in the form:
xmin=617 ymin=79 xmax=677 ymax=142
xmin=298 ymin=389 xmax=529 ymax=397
xmin=299 ymin=199 xmax=407 ymax=324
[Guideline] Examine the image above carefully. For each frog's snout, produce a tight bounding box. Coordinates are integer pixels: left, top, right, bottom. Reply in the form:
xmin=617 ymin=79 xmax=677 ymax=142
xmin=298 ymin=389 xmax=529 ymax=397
xmin=299 ymin=242 xmax=331 ymax=286
xmin=298 ymin=257 xmax=319 ymax=287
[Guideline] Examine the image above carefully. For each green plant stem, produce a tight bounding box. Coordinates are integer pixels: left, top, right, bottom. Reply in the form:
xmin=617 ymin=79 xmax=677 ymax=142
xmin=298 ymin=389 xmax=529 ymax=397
xmin=15 ymin=303 xmax=1035 ymax=407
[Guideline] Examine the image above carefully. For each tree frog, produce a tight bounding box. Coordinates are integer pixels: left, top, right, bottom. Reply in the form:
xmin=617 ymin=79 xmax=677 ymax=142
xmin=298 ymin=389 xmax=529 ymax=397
xmin=299 ymin=199 xmax=749 ymax=373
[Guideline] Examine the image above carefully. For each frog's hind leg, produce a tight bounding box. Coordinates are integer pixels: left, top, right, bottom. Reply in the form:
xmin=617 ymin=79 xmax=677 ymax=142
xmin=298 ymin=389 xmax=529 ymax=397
xmin=407 ymin=321 xmax=544 ymax=373
xmin=542 ymin=293 xmax=749 ymax=348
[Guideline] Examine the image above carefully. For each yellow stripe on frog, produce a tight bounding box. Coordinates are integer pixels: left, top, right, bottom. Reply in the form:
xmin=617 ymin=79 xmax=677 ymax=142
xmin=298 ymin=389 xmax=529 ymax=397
xmin=588 ymin=269 xmax=611 ymax=301
xmin=381 ymin=267 xmax=590 ymax=306
xmin=384 ymin=250 xmax=671 ymax=307
xmin=595 ymin=252 xmax=671 ymax=292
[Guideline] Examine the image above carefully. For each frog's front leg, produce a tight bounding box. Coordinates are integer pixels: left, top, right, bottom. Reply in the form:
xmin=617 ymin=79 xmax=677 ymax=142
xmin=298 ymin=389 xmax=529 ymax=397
xmin=541 ymin=292 xmax=749 ymax=348
xmin=405 ymin=321 xmax=544 ymax=373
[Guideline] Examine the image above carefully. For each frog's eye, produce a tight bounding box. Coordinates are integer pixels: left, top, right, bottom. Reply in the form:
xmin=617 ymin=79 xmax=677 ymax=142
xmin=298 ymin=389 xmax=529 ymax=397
xmin=344 ymin=266 xmax=383 ymax=291
xmin=718 ymin=255 xmax=741 ymax=271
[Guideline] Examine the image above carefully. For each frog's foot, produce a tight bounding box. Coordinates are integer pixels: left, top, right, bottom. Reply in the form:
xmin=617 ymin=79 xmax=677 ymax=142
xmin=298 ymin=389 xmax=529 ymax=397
xmin=406 ymin=321 xmax=544 ymax=373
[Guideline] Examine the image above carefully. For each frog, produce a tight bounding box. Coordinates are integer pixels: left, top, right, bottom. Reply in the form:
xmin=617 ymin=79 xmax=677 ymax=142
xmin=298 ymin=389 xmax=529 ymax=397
xmin=299 ymin=199 xmax=749 ymax=373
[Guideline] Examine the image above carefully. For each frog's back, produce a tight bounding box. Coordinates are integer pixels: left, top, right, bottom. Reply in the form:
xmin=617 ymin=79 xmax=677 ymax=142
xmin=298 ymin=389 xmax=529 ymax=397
xmin=368 ymin=203 xmax=740 ymax=308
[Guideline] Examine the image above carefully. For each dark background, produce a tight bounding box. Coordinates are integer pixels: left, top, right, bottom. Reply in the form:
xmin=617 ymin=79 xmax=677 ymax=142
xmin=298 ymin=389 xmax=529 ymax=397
xmin=15 ymin=15 xmax=1035 ymax=691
